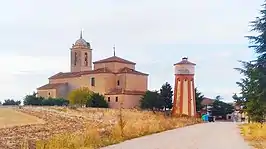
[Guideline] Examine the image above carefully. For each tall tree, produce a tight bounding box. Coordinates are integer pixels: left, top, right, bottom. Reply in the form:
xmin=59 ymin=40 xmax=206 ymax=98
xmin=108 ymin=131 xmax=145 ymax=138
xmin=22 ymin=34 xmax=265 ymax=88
xmin=159 ymin=82 xmax=173 ymax=110
xmin=195 ymin=88 xmax=204 ymax=112
xmin=210 ymin=100 xmax=234 ymax=118
xmin=215 ymin=95 xmax=223 ymax=101
xmin=235 ymin=2 xmax=266 ymax=122
xmin=140 ymin=90 xmax=164 ymax=112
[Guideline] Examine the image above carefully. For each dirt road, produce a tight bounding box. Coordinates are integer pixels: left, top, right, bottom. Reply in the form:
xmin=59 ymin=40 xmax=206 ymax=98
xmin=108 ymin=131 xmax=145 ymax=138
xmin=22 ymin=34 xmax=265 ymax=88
xmin=102 ymin=122 xmax=251 ymax=149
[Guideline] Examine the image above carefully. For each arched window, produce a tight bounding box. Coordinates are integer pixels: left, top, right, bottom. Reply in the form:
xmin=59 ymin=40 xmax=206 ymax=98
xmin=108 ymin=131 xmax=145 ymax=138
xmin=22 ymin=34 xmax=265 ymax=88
xmin=117 ymin=80 xmax=120 ymax=86
xmin=84 ymin=52 xmax=88 ymax=66
xmin=74 ymin=52 xmax=77 ymax=66
xmin=91 ymin=77 xmax=95 ymax=86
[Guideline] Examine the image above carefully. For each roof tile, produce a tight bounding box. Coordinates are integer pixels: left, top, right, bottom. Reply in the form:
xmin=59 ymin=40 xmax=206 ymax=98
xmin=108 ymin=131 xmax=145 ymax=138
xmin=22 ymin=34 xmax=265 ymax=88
xmin=93 ymin=56 xmax=136 ymax=65
xmin=37 ymin=83 xmax=68 ymax=90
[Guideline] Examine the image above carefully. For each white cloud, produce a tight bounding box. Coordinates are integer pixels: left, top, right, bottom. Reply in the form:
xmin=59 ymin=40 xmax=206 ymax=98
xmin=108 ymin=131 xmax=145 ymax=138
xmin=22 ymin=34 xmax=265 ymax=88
xmin=0 ymin=55 xmax=69 ymax=75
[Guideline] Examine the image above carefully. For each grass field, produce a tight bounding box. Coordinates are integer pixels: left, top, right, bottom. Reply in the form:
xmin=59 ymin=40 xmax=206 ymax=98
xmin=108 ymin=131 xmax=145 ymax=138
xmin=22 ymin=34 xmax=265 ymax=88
xmin=0 ymin=106 xmax=201 ymax=149
xmin=0 ymin=107 xmax=44 ymax=128
xmin=240 ymin=123 xmax=266 ymax=149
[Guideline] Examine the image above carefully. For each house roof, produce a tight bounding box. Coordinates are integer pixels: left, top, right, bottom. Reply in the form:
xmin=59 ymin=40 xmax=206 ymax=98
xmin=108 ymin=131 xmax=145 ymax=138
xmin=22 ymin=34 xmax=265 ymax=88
xmin=49 ymin=66 xmax=148 ymax=79
xmin=201 ymin=97 xmax=215 ymax=105
xmin=93 ymin=56 xmax=136 ymax=65
xmin=48 ymin=67 xmax=113 ymax=79
xmin=117 ymin=67 xmax=148 ymax=76
xmin=174 ymin=57 xmax=196 ymax=66
xmin=105 ymin=88 xmax=146 ymax=95
xmin=37 ymin=83 xmax=68 ymax=90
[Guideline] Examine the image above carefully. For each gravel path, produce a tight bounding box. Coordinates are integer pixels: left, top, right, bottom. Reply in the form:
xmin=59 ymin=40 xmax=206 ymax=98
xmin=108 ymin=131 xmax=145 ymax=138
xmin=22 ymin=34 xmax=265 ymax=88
xmin=101 ymin=122 xmax=251 ymax=149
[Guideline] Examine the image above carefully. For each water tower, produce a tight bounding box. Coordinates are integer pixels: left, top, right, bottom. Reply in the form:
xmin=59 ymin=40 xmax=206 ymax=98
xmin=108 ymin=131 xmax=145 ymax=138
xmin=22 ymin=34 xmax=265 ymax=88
xmin=172 ymin=57 xmax=196 ymax=116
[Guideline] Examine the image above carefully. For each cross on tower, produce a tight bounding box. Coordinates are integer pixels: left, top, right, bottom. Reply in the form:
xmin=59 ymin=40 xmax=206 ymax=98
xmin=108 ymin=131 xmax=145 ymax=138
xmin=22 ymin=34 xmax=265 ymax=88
xmin=113 ymin=44 xmax=116 ymax=56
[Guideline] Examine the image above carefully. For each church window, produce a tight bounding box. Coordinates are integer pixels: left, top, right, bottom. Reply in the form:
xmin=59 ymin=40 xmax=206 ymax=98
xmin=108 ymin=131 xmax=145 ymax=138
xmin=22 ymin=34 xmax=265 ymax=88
xmin=117 ymin=80 xmax=120 ymax=86
xmin=84 ymin=52 xmax=88 ymax=66
xmin=74 ymin=52 xmax=77 ymax=66
xmin=115 ymin=97 xmax=118 ymax=102
xmin=91 ymin=77 xmax=95 ymax=86
xmin=48 ymin=92 xmax=51 ymax=96
xmin=108 ymin=97 xmax=110 ymax=102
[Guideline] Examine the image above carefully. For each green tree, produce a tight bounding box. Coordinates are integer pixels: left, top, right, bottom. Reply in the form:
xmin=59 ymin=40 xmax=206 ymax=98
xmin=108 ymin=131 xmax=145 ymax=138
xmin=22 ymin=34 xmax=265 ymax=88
xmin=159 ymin=82 xmax=173 ymax=110
xmin=68 ymin=87 xmax=92 ymax=107
xmin=23 ymin=92 xmax=43 ymax=106
xmin=210 ymin=100 xmax=234 ymax=118
xmin=140 ymin=90 xmax=164 ymax=112
xmin=86 ymin=93 xmax=108 ymax=108
xmin=235 ymin=2 xmax=266 ymax=122
xmin=215 ymin=95 xmax=223 ymax=101
xmin=232 ymin=93 xmax=245 ymax=108
xmin=2 ymin=99 xmax=21 ymax=105
xmin=195 ymin=88 xmax=204 ymax=112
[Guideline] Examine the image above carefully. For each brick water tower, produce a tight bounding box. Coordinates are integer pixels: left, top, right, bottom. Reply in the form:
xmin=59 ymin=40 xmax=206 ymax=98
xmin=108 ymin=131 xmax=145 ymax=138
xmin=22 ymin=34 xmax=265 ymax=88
xmin=172 ymin=57 xmax=196 ymax=117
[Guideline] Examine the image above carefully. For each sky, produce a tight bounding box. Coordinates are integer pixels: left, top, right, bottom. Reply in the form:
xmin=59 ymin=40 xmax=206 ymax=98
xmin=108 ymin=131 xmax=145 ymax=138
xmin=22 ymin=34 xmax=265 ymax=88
xmin=0 ymin=0 xmax=264 ymax=102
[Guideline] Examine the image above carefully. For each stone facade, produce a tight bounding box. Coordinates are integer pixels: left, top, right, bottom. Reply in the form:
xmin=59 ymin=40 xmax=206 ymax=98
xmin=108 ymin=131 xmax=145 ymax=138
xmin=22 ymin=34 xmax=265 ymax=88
xmin=37 ymin=32 xmax=148 ymax=108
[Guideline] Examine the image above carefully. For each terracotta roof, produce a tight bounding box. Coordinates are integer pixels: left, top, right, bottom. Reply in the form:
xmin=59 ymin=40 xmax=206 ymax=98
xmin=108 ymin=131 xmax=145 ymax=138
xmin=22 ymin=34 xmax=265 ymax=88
xmin=201 ymin=97 xmax=215 ymax=105
xmin=48 ymin=72 xmax=80 ymax=79
xmin=49 ymin=68 xmax=113 ymax=79
xmin=37 ymin=83 xmax=68 ymax=90
xmin=117 ymin=67 xmax=148 ymax=76
xmin=174 ymin=57 xmax=196 ymax=65
xmin=93 ymin=56 xmax=136 ymax=65
xmin=105 ymin=88 xmax=146 ymax=95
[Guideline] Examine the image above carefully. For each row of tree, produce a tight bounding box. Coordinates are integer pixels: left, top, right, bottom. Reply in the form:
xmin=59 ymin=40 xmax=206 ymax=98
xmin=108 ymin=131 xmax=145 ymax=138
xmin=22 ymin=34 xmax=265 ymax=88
xmin=22 ymin=89 xmax=109 ymax=108
xmin=140 ymin=82 xmax=173 ymax=111
xmin=0 ymin=99 xmax=21 ymax=106
xmin=140 ymin=82 xmax=234 ymax=118
xmin=23 ymin=92 xmax=69 ymax=106
xmin=233 ymin=2 xmax=266 ymax=122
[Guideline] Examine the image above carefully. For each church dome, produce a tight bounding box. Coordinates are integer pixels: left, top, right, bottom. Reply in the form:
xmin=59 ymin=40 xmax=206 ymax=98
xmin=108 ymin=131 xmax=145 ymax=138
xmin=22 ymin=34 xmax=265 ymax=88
xmin=73 ymin=31 xmax=90 ymax=47
xmin=75 ymin=38 xmax=87 ymax=46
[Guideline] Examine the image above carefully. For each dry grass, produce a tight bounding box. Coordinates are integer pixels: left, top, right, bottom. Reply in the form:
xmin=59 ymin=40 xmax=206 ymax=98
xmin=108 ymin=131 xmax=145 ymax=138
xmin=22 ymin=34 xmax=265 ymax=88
xmin=0 ymin=106 xmax=201 ymax=149
xmin=240 ymin=123 xmax=266 ymax=149
xmin=33 ymin=108 xmax=201 ymax=149
xmin=0 ymin=107 xmax=45 ymax=128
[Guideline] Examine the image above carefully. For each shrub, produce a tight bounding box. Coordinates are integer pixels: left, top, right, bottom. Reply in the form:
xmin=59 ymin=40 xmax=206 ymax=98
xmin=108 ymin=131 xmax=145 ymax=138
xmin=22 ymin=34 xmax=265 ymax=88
xmin=23 ymin=93 xmax=68 ymax=106
xmin=86 ymin=93 xmax=108 ymax=108
xmin=68 ymin=87 xmax=92 ymax=107
xmin=140 ymin=90 xmax=164 ymax=112
xmin=2 ymin=99 xmax=21 ymax=106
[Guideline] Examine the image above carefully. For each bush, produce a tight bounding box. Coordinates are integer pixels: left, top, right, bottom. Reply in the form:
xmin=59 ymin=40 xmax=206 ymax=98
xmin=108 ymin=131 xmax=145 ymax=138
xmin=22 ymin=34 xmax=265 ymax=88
xmin=2 ymin=99 xmax=21 ymax=106
xmin=42 ymin=98 xmax=69 ymax=106
xmin=68 ymin=87 xmax=92 ymax=107
xmin=23 ymin=93 xmax=68 ymax=106
xmin=86 ymin=93 xmax=109 ymax=108
xmin=140 ymin=90 xmax=164 ymax=112
xmin=23 ymin=94 xmax=44 ymax=106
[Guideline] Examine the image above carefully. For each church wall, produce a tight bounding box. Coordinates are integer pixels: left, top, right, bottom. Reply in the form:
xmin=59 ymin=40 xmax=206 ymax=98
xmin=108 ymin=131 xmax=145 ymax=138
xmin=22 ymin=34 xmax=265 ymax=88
xmin=105 ymin=94 xmax=142 ymax=109
xmin=49 ymin=78 xmax=69 ymax=84
xmin=56 ymin=84 xmax=69 ymax=99
xmin=94 ymin=62 xmax=135 ymax=72
xmin=37 ymin=89 xmax=56 ymax=99
xmin=80 ymin=73 xmax=116 ymax=95
xmin=122 ymin=95 xmax=142 ymax=108
xmin=123 ymin=74 xmax=148 ymax=91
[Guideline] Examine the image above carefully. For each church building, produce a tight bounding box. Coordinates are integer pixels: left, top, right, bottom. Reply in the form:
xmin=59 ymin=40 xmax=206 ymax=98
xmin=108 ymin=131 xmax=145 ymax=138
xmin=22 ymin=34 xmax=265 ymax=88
xmin=37 ymin=32 xmax=149 ymax=108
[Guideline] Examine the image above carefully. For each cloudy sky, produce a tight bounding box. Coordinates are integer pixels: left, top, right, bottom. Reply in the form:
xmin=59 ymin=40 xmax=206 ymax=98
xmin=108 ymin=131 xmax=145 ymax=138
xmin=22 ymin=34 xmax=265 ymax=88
xmin=0 ymin=0 xmax=263 ymax=102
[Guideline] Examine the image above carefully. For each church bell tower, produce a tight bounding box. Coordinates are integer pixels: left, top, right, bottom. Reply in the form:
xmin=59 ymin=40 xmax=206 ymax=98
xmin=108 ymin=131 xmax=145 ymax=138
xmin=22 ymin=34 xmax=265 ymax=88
xmin=172 ymin=57 xmax=196 ymax=117
xmin=70 ymin=31 xmax=92 ymax=72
